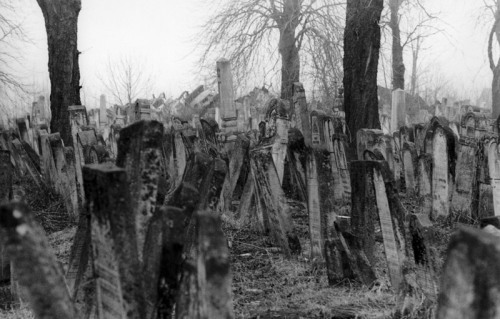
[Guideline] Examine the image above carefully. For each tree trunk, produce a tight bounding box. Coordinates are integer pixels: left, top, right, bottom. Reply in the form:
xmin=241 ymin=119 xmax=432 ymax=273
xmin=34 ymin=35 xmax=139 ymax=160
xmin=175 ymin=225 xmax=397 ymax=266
xmin=410 ymin=37 xmax=420 ymax=96
xmin=389 ymin=0 xmax=405 ymax=90
xmin=343 ymin=0 xmax=383 ymax=158
xmin=279 ymin=0 xmax=301 ymax=102
xmin=36 ymin=0 xmax=82 ymax=146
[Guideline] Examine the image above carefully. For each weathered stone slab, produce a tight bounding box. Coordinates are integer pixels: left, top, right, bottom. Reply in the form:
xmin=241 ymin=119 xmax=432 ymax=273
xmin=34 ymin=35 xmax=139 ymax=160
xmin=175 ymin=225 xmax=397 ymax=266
xmin=331 ymin=135 xmax=351 ymax=204
xmin=417 ymin=154 xmax=433 ymax=215
xmin=0 ymin=151 xmax=12 ymax=203
xmin=437 ymin=227 xmax=500 ymax=319
xmin=116 ymin=120 xmax=164 ymax=262
xmin=451 ymin=138 xmax=478 ymax=220
xmin=431 ymin=127 xmax=450 ymax=220
xmin=250 ymin=148 xmax=301 ymax=255
xmin=293 ymin=82 xmax=311 ymax=146
xmin=373 ymin=165 xmax=402 ymax=290
xmin=196 ymin=210 xmax=233 ymax=318
xmin=144 ymin=152 xmax=212 ymax=318
xmin=402 ymin=143 xmax=417 ymax=195
xmin=218 ymin=135 xmax=249 ymax=214
xmin=83 ymin=164 xmax=145 ymax=319
xmin=0 ymin=202 xmax=78 ymax=319
xmin=306 ymin=151 xmax=322 ymax=261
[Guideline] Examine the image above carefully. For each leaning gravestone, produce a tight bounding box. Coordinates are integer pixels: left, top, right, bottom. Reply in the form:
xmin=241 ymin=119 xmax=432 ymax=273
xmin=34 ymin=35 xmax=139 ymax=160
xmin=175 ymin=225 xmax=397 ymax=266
xmin=83 ymin=164 xmax=145 ymax=319
xmin=437 ymin=227 xmax=500 ymax=319
xmin=0 ymin=202 xmax=78 ymax=319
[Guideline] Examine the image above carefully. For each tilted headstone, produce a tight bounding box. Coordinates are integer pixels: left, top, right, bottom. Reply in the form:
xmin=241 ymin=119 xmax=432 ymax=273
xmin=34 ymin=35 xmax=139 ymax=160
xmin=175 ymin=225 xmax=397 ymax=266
xmin=250 ymin=148 xmax=301 ymax=255
xmin=0 ymin=202 xmax=78 ymax=319
xmin=437 ymin=227 xmax=500 ymax=318
xmin=82 ymin=164 xmax=145 ymax=318
xmin=293 ymin=82 xmax=311 ymax=146
xmin=218 ymin=135 xmax=249 ymax=214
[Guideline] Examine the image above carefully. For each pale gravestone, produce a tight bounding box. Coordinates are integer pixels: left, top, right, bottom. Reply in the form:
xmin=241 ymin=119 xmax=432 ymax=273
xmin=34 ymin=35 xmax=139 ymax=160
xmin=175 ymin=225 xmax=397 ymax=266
xmin=391 ymin=89 xmax=406 ymax=133
xmin=488 ymin=141 xmax=500 ymax=217
xmin=306 ymin=152 xmax=323 ymax=261
xmin=402 ymin=143 xmax=417 ymax=195
xmin=417 ymin=154 xmax=433 ymax=215
xmin=217 ymin=59 xmax=237 ymax=133
xmin=373 ymin=166 xmax=402 ymax=290
xmin=431 ymin=127 xmax=449 ymax=220
xmin=99 ymin=94 xmax=107 ymax=126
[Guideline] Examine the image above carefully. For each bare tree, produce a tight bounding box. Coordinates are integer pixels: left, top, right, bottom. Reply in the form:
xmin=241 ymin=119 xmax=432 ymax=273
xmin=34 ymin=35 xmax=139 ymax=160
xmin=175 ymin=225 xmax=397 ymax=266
xmin=98 ymin=55 xmax=155 ymax=106
xmin=383 ymin=0 xmax=440 ymax=91
xmin=488 ymin=0 xmax=500 ymax=118
xmin=198 ymin=0 xmax=343 ymax=102
xmin=344 ymin=0 xmax=384 ymax=157
xmin=0 ymin=0 xmax=31 ymax=118
xmin=36 ymin=0 xmax=82 ymax=146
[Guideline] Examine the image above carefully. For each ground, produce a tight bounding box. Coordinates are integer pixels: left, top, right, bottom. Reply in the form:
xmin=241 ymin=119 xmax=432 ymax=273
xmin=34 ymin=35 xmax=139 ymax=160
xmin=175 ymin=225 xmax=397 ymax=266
xmin=0 ymin=177 xmax=454 ymax=318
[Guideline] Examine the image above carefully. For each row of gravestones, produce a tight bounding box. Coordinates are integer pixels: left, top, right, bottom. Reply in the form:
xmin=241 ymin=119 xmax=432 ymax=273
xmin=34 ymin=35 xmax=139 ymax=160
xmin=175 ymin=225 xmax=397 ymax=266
xmin=0 ymin=118 xmax=234 ymax=318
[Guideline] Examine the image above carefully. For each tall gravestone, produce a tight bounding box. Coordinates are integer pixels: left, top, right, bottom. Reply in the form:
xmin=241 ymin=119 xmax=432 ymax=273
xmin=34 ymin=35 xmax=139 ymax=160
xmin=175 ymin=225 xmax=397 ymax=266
xmin=432 ymin=127 xmax=450 ymax=220
xmin=99 ymin=94 xmax=107 ymax=126
xmin=217 ymin=59 xmax=237 ymax=133
xmin=391 ymin=89 xmax=406 ymax=133
xmin=293 ymin=83 xmax=311 ymax=146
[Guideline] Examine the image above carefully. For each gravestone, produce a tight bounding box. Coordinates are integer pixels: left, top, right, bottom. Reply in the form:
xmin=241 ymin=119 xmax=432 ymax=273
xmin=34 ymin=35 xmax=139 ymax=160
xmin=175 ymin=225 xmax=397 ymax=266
xmin=391 ymin=89 xmax=406 ymax=133
xmin=431 ymin=127 xmax=450 ymax=220
xmin=0 ymin=203 xmax=78 ymax=319
xmin=417 ymin=154 xmax=433 ymax=215
xmin=0 ymin=151 xmax=12 ymax=202
xmin=217 ymin=59 xmax=237 ymax=133
xmin=116 ymin=120 xmax=164 ymax=262
xmin=293 ymin=82 xmax=311 ymax=146
xmin=250 ymin=148 xmax=301 ymax=255
xmin=99 ymin=94 xmax=107 ymax=126
xmin=402 ymin=143 xmax=417 ymax=195
xmin=437 ymin=227 xmax=500 ymax=318
xmin=488 ymin=141 xmax=500 ymax=217
xmin=83 ymin=164 xmax=145 ymax=318
xmin=451 ymin=138 xmax=478 ymax=220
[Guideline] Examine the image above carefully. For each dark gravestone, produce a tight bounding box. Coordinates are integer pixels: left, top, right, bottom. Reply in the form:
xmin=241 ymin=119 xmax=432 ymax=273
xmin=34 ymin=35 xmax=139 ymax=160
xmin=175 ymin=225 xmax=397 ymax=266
xmin=83 ymin=164 xmax=145 ymax=318
xmin=0 ymin=202 xmax=78 ymax=319
xmin=437 ymin=227 xmax=500 ymax=318
xmin=116 ymin=120 xmax=164 ymax=262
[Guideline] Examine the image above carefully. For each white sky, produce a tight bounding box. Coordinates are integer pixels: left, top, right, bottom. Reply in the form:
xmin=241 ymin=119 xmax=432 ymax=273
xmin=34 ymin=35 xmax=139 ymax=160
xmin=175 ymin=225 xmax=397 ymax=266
xmin=8 ymin=0 xmax=499 ymax=109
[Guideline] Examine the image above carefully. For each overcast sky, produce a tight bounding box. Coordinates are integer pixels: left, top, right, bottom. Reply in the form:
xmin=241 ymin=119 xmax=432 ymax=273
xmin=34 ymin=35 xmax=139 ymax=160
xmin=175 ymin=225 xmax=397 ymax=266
xmin=9 ymin=0 xmax=497 ymax=109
